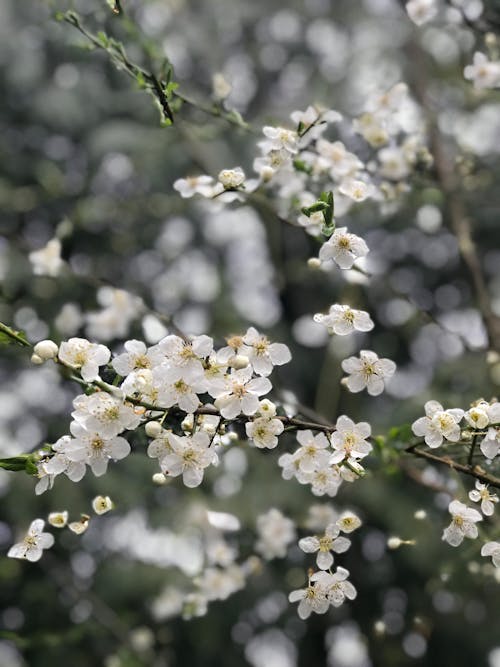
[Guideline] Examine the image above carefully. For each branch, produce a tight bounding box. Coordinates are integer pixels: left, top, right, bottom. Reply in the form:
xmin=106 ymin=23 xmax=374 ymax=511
xmin=406 ymin=443 xmax=500 ymax=489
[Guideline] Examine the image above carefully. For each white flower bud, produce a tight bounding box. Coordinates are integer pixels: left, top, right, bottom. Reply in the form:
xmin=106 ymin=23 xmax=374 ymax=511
xmin=212 ymin=72 xmax=232 ymax=100
xmin=387 ymin=536 xmax=402 ymax=550
xmin=152 ymin=472 xmax=167 ymax=485
xmin=307 ymin=257 xmax=322 ymax=269
xmin=92 ymin=495 xmax=113 ymax=515
xmin=181 ymin=415 xmax=194 ymax=432
xmin=414 ymin=509 xmax=427 ymax=520
xmin=48 ymin=511 xmax=68 ymax=528
xmin=228 ymin=354 xmax=250 ymax=370
xmin=201 ymin=423 xmax=217 ymax=436
xmin=33 ymin=339 xmax=59 ymax=360
xmin=31 ymin=353 xmax=44 ymax=365
xmin=227 ymin=431 xmax=238 ymax=442
xmin=145 ymin=421 xmax=163 ymax=438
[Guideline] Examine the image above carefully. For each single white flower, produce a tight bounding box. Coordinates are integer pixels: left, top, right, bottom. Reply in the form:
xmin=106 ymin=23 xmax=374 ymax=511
xmin=29 ymin=238 xmax=64 ymax=277
xmin=65 ymin=421 xmax=131 ymax=477
xmin=442 ymin=500 xmax=482 ymax=547
xmin=481 ymin=541 xmax=500 ymax=567
xmin=160 ymin=431 xmax=217 ymax=488
xmin=299 ymin=523 xmax=351 ymax=570
xmin=112 ymin=339 xmax=154 ymax=376
xmin=217 ymin=167 xmax=245 ymax=189
xmin=241 ymin=327 xmax=292 ymax=376
xmin=69 ymin=516 xmax=90 ymax=534
xmin=341 ymin=350 xmax=396 ymax=396
xmin=468 ymin=481 xmax=498 ymax=516
xmin=58 ymin=338 xmax=111 ymax=382
xmin=255 ymin=508 xmax=296 ymax=560
xmin=212 ymin=367 xmax=272 ymax=419
xmin=261 ymin=126 xmax=299 ymax=154
xmin=406 ymin=0 xmax=438 ymax=26
xmin=246 ymin=416 xmax=284 ymax=449
xmin=48 ymin=511 xmax=68 ymax=528
xmin=336 ymin=512 xmax=362 ymax=533
xmin=294 ymin=430 xmax=331 ymax=473
xmin=411 ymin=401 xmax=464 ymax=448
xmin=288 ymin=581 xmax=329 ymax=619
xmin=481 ymin=427 xmax=500 ymax=459
xmin=8 ymin=519 xmax=54 ymax=562
xmin=314 ymin=304 xmax=374 ymax=336
xmin=464 ymin=405 xmax=490 ymax=430
xmin=339 ymin=178 xmax=375 ymax=202
xmin=464 ymin=52 xmax=500 ymax=90
xmin=71 ymin=392 xmax=141 ymax=438
xmin=329 ymin=415 xmax=372 ymax=465
xmin=92 ymin=495 xmax=114 ymax=515
xmin=319 ymin=227 xmax=369 ymax=270
xmin=257 ymin=398 xmax=277 ymax=418
xmin=173 ymin=175 xmax=215 ymax=198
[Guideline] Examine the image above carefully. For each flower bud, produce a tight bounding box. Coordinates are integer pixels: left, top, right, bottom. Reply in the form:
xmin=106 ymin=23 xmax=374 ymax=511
xmin=181 ymin=415 xmax=194 ymax=432
xmin=145 ymin=421 xmax=163 ymax=438
xmin=307 ymin=257 xmax=321 ymax=269
xmin=152 ymin=472 xmax=167 ymax=485
xmin=387 ymin=536 xmax=402 ymax=550
xmin=33 ymin=339 xmax=59 ymax=360
xmin=31 ymin=353 xmax=44 ymax=365
xmin=228 ymin=354 xmax=250 ymax=370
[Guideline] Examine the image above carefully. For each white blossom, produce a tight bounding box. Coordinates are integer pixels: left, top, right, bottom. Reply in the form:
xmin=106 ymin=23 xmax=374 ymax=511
xmin=336 ymin=512 xmax=362 ymax=533
xmin=481 ymin=541 xmax=500 ymax=567
xmin=329 ymin=416 xmax=372 ymax=465
xmin=442 ymin=500 xmax=482 ymax=547
xmin=112 ymin=339 xmax=154 ymax=376
xmin=314 ymin=304 xmax=374 ymax=336
xmin=406 ymin=0 xmax=438 ymax=26
xmin=468 ymin=481 xmax=498 ymax=516
xmin=246 ymin=416 xmax=284 ymax=449
xmin=288 ymin=581 xmax=330 ymax=619
xmin=71 ymin=392 xmax=141 ymax=438
xmin=464 ymin=404 xmax=490 ymax=430
xmin=241 ymin=327 xmax=291 ymax=376
xmin=339 ymin=179 xmax=375 ymax=202
xmin=255 ymin=508 xmax=296 ymax=560
xmin=319 ymin=227 xmax=369 ymax=270
xmin=481 ymin=427 xmax=500 ymax=459
xmin=29 ymin=238 xmax=64 ymax=277
xmin=217 ymin=167 xmax=246 ymax=189
xmin=411 ymin=401 xmax=464 ymax=448
xmin=65 ymin=421 xmax=131 ymax=476
xmin=48 ymin=511 xmax=68 ymax=528
xmin=294 ymin=430 xmax=331 ymax=473
xmin=58 ymin=338 xmax=111 ymax=382
xmin=341 ymin=350 xmax=396 ymax=396
xmin=299 ymin=523 xmax=351 ymax=570
xmin=213 ymin=367 xmax=272 ymax=419
xmin=160 ymin=431 xmax=217 ymax=488
xmin=8 ymin=519 xmax=54 ymax=562
xmin=173 ymin=175 xmax=215 ymax=198
xmin=92 ymin=495 xmax=114 ymax=515
xmin=464 ymin=52 xmax=500 ymax=90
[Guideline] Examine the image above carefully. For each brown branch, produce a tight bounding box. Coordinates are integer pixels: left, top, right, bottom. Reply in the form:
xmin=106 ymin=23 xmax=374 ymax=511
xmin=406 ymin=443 xmax=500 ymax=489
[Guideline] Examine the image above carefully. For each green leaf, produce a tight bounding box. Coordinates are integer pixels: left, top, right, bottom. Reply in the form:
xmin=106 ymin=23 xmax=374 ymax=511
xmin=293 ymin=159 xmax=312 ymax=175
xmin=0 ymin=323 xmax=29 ymax=347
xmin=97 ymin=31 xmax=109 ymax=48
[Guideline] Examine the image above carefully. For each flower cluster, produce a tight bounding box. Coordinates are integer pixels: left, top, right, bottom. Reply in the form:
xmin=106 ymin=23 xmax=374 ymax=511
xmin=289 ymin=510 xmax=361 ymax=619
xmin=411 ymin=399 xmax=500 ymax=457
xmin=278 ymin=422 xmax=372 ymax=498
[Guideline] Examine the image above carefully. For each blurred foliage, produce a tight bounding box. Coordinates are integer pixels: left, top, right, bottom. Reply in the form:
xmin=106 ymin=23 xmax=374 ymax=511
xmin=1 ymin=0 xmax=500 ymax=666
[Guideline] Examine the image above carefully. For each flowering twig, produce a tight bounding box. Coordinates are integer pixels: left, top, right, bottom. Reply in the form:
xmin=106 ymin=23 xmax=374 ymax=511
xmin=405 ymin=442 xmax=500 ymax=489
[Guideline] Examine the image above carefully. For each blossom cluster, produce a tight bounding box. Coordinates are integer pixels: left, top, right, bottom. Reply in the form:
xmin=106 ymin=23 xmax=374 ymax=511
xmin=278 ymin=420 xmax=372 ymax=498
xmin=289 ymin=510 xmax=361 ymax=619
xmin=411 ymin=399 xmax=500 ymax=457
